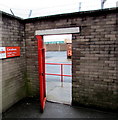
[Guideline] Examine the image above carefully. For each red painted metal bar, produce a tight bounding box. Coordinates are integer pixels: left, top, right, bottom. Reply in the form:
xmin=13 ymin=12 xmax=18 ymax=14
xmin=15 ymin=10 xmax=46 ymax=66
xmin=61 ymin=64 xmax=63 ymax=87
xmin=45 ymin=63 xmax=72 ymax=87
xmin=45 ymin=63 xmax=72 ymax=78
xmin=42 ymin=48 xmax=46 ymax=98
xmin=36 ymin=35 xmax=46 ymax=113
xmin=45 ymin=73 xmax=72 ymax=77
xmin=46 ymin=63 xmax=71 ymax=65
xmin=61 ymin=64 xmax=63 ymax=81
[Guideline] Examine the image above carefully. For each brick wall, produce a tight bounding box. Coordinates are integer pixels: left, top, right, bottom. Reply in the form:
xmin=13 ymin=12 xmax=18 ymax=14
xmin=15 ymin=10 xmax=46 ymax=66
xmin=1 ymin=13 xmax=26 ymax=112
xmin=1 ymin=8 xmax=118 ymax=112
xmin=25 ymin=8 xmax=118 ymax=110
xmin=44 ymin=44 xmax=67 ymax=51
xmin=72 ymin=12 xmax=118 ymax=110
xmin=0 ymin=11 xmax=2 ymax=116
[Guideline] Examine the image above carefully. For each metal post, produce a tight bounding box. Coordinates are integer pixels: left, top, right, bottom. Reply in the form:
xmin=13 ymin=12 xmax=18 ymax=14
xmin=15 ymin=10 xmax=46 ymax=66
xmin=28 ymin=10 xmax=32 ymax=18
xmin=101 ymin=0 xmax=107 ymax=9
xmin=36 ymin=35 xmax=46 ymax=113
xmin=61 ymin=64 xmax=63 ymax=87
xmin=79 ymin=2 xmax=82 ymax=12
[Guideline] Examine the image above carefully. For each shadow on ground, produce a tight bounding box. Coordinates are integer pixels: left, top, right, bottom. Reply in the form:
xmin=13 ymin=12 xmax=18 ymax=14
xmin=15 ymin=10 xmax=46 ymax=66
xmin=2 ymin=98 xmax=118 ymax=119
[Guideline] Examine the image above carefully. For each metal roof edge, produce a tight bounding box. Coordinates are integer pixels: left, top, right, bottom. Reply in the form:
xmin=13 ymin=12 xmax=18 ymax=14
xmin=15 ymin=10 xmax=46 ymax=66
xmin=0 ymin=10 xmax=23 ymax=21
xmin=0 ymin=7 xmax=118 ymax=22
xmin=24 ymin=7 xmax=118 ymax=22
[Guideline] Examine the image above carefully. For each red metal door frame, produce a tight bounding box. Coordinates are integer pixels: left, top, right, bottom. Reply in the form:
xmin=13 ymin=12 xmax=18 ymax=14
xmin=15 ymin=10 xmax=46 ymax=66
xmin=36 ymin=35 xmax=46 ymax=113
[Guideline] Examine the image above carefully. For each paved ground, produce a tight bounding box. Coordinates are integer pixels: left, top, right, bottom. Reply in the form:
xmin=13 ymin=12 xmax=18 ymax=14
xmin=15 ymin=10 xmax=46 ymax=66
xmin=46 ymin=81 xmax=72 ymax=105
xmin=46 ymin=51 xmax=71 ymax=64
xmin=46 ymin=51 xmax=72 ymax=83
xmin=2 ymin=98 xmax=118 ymax=119
xmin=46 ymin=51 xmax=72 ymax=104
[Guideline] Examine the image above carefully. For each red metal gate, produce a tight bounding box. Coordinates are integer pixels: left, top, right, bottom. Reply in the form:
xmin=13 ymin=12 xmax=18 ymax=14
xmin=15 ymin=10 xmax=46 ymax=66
xmin=36 ymin=35 xmax=46 ymax=113
xmin=45 ymin=63 xmax=72 ymax=87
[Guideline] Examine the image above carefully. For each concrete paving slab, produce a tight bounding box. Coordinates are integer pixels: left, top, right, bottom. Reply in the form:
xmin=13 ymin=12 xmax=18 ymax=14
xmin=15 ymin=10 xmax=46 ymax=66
xmin=45 ymin=51 xmax=72 ymax=105
xmin=46 ymin=81 xmax=72 ymax=105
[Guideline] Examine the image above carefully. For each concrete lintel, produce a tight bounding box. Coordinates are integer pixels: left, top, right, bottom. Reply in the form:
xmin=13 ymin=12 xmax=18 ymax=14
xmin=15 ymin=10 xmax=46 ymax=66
xmin=35 ymin=27 xmax=79 ymax=35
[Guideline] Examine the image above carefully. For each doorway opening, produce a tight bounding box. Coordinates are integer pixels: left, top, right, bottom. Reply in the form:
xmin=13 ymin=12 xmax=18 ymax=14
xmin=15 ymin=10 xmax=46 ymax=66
xmin=36 ymin=27 xmax=79 ymax=112
xmin=44 ymin=34 xmax=72 ymax=105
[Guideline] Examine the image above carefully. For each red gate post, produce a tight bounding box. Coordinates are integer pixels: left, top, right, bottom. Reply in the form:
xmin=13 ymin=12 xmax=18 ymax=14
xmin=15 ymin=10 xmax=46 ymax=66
xmin=36 ymin=35 xmax=46 ymax=113
xmin=61 ymin=64 xmax=63 ymax=87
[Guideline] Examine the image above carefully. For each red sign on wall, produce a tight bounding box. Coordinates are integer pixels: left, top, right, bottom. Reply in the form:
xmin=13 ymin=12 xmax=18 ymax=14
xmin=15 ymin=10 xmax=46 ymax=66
xmin=6 ymin=47 xmax=20 ymax=58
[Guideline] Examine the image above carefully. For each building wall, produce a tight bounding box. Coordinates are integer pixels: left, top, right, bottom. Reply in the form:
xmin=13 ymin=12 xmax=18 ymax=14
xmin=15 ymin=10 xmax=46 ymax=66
xmin=0 ymin=11 xmax=2 ymax=115
xmin=44 ymin=44 xmax=67 ymax=51
xmin=1 ymin=14 xmax=26 ymax=112
xmin=1 ymin=8 xmax=118 ymax=112
xmin=72 ymin=12 xmax=118 ymax=110
xmin=25 ymin=8 xmax=118 ymax=110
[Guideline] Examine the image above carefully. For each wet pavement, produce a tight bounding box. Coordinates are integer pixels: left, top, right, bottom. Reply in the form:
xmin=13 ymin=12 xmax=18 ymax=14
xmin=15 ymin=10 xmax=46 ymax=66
xmin=46 ymin=51 xmax=72 ymax=104
xmin=46 ymin=51 xmax=72 ymax=83
xmin=2 ymin=98 xmax=118 ymax=119
xmin=46 ymin=81 xmax=72 ymax=105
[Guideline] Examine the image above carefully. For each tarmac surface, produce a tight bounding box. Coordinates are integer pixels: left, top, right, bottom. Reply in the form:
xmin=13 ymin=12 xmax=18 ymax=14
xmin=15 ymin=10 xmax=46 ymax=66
xmin=46 ymin=51 xmax=72 ymax=104
xmin=2 ymin=98 xmax=118 ymax=119
xmin=45 ymin=51 xmax=72 ymax=83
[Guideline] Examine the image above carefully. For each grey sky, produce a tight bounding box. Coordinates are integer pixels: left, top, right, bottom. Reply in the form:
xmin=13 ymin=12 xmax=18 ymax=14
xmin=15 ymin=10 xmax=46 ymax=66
xmin=44 ymin=34 xmax=72 ymax=42
xmin=0 ymin=0 xmax=117 ymax=18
